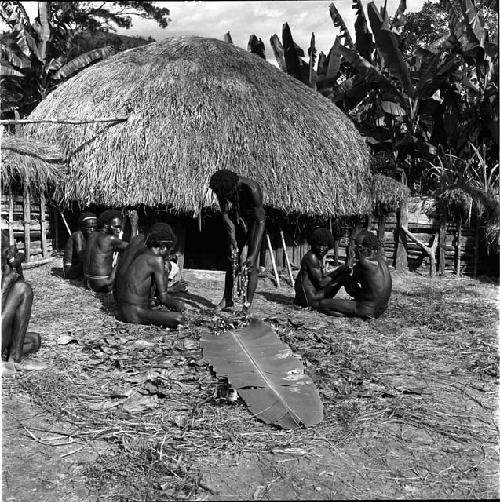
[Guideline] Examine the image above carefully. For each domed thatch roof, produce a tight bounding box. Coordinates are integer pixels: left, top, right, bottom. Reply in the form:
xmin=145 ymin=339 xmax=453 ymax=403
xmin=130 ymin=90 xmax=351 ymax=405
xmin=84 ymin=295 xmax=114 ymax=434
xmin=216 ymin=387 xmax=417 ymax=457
xmin=24 ymin=36 xmax=371 ymax=216
xmin=1 ymin=131 xmax=65 ymax=193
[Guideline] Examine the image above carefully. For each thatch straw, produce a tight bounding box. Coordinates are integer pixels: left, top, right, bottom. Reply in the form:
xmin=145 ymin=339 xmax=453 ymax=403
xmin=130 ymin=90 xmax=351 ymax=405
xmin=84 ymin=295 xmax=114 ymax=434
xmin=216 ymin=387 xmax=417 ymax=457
xmin=24 ymin=36 xmax=371 ymax=216
xmin=371 ymin=174 xmax=409 ymax=211
xmin=1 ymin=131 xmax=65 ymax=193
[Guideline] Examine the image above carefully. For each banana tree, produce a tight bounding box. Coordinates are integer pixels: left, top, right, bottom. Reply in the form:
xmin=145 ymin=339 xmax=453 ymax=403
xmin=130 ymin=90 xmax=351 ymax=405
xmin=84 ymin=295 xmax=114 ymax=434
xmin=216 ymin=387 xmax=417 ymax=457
xmin=1 ymin=1 xmax=115 ymax=118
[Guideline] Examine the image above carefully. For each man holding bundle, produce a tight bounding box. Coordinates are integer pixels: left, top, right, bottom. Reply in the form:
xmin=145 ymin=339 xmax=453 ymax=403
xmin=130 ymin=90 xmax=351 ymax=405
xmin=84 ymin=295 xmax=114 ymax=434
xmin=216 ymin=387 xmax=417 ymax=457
xmin=209 ymin=169 xmax=266 ymax=315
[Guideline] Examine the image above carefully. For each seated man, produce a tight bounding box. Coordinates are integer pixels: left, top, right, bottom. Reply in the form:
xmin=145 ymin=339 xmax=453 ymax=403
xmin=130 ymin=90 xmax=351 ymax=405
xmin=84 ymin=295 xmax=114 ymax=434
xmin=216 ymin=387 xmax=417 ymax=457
xmin=63 ymin=211 xmax=97 ymax=279
xmin=295 ymin=229 xmax=392 ymax=319
xmin=84 ymin=209 xmax=128 ymax=292
xmin=2 ymin=231 xmax=44 ymax=372
xmin=115 ymin=223 xmax=185 ymax=329
xmin=294 ymin=228 xmax=352 ymax=309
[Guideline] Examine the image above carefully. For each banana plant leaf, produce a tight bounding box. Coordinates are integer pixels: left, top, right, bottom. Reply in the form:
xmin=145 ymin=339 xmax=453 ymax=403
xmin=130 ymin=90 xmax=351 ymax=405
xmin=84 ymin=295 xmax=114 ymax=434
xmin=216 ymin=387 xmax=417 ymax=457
xmin=352 ymin=0 xmax=373 ymax=61
xmin=200 ymin=319 xmax=323 ymax=429
xmin=329 ymin=2 xmax=354 ymax=48
xmin=270 ymin=34 xmax=285 ymax=71
xmin=367 ymin=1 xmax=413 ymax=96
xmin=54 ymin=46 xmax=116 ymax=79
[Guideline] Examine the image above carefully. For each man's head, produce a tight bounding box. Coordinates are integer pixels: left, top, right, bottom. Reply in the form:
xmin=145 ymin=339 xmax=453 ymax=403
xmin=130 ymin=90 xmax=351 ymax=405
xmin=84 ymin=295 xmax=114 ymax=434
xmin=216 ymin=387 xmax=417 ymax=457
xmin=209 ymin=169 xmax=239 ymax=201
xmin=78 ymin=212 xmax=97 ymax=238
xmin=98 ymin=209 xmax=123 ymax=236
xmin=354 ymin=231 xmax=381 ymax=260
xmin=145 ymin=223 xmax=177 ymax=258
xmin=308 ymin=228 xmax=334 ymax=257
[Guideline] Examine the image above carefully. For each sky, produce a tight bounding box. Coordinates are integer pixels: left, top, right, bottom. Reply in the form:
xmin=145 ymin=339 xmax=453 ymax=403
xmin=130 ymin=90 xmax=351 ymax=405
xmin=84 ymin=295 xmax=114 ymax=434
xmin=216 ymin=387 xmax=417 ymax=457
xmin=19 ymin=1 xmax=429 ymax=64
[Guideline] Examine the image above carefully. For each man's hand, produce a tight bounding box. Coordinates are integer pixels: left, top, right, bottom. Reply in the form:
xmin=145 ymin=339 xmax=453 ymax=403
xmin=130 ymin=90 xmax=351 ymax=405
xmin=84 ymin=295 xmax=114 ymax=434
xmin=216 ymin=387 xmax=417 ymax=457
xmin=237 ymin=216 xmax=248 ymax=233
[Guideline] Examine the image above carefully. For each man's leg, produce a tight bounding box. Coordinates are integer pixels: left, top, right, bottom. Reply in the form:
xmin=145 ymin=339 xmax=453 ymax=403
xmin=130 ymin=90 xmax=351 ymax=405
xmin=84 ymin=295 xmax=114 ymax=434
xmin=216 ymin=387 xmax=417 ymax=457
xmin=1 ymin=282 xmax=33 ymax=363
xmin=243 ymin=224 xmax=264 ymax=312
xmin=119 ymin=303 xmax=185 ymax=329
xmin=64 ymin=262 xmax=83 ymax=280
xmin=217 ymin=254 xmax=235 ymax=310
xmin=317 ymin=298 xmax=357 ymax=317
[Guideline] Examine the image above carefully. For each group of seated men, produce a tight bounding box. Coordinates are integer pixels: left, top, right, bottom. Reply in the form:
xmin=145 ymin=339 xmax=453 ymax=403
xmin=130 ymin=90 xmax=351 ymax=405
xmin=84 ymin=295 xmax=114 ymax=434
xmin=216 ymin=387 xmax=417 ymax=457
xmin=2 ymin=171 xmax=392 ymax=372
xmin=64 ymin=209 xmax=186 ymax=329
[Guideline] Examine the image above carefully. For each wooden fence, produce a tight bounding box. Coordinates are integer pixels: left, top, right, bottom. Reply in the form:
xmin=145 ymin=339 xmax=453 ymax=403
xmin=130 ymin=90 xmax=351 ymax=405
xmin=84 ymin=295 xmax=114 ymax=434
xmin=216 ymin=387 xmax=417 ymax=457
xmin=263 ymin=197 xmax=492 ymax=278
xmin=1 ymin=190 xmax=53 ymax=263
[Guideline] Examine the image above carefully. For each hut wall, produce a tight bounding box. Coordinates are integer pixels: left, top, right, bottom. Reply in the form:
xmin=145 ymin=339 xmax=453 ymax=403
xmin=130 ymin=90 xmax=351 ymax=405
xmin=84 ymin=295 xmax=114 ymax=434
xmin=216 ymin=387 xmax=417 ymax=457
xmin=1 ymin=192 xmax=53 ymax=262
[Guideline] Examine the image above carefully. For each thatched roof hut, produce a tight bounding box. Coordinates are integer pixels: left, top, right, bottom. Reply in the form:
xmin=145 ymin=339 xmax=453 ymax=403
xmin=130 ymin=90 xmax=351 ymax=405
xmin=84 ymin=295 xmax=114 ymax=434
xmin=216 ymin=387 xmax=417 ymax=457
xmin=24 ymin=36 xmax=371 ymax=217
xmin=1 ymin=132 xmax=65 ymax=193
xmin=1 ymin=131 xmax=64 ymax=263
xmin=371 ymin=174 xmax=409 ymax=213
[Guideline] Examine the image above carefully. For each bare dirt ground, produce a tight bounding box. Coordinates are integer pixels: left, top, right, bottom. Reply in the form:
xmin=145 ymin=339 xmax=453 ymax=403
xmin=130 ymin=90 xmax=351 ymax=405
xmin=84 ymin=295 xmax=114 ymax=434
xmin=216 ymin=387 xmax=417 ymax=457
xmin=2 ymin=258 xmax=499 ymax=500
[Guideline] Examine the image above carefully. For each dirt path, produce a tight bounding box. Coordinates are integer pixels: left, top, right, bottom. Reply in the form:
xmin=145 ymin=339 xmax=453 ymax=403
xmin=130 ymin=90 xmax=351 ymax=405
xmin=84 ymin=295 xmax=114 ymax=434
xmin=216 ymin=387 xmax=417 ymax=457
xmin=2 ymin=260 xmax=499 ymax=500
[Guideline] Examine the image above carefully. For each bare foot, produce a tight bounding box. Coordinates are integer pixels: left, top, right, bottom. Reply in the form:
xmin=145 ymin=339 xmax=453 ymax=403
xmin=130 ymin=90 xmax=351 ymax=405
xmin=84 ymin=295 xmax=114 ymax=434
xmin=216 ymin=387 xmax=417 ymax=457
xmin=216 ymin=298 xmax=234 ymax=312
xmin=8 ymin=358 xmax=48 ymax=371
xmin=2 ymin=361 xmax=17 ymax=377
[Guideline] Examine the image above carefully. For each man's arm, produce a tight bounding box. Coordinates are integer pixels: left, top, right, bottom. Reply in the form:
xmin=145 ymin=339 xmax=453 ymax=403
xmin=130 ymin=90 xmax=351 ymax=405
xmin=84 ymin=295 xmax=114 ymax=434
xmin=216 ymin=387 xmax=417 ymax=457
xmin=218 ymin=195 xmax=237 ymax=250
xmin=303 ymin=254 xmax=334 ymax=289
xmin=152 ymin=256 xmax=185 ymax=312
xmin=110 ymin=236 xmax=130 ymax=252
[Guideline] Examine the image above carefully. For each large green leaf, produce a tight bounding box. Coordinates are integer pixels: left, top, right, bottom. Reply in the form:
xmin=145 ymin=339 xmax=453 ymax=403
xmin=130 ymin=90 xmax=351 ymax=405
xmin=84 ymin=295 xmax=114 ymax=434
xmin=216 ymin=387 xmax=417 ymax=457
xmin=352 ymin=0 xmax=374 ymax=61
xmin=36 ymin=2 xmax=50 ymax=63
xmin=367 ymin=1 xmax=413 ymax=96
xmin=282 ymin=23 xmax=305 ymax=82
xmin=53 ymin=46 xmax=116 ymax=79
xmin=200 ymin=319 xmax=323 ymax=429
xmin=325 ymin=36 xmax=342 ymax=85
xmin=0 ymin=41 xmax=30 ymax=69
xmin=0 ymin=59 xmax=23 ymax=77
xmin=329 ymin=2 xmax=354 ymax=48
xmin=270 ymin=34 xmax=285 ymax=71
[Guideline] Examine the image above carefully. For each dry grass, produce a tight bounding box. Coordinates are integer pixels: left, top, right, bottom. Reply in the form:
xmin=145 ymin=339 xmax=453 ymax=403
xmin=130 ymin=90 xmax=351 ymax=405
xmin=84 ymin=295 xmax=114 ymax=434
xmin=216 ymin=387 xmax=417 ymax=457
xmin=9 ymin=260 xmax=500 ymax=500
xmin=23 ymin=36 xmax=371 ymax=216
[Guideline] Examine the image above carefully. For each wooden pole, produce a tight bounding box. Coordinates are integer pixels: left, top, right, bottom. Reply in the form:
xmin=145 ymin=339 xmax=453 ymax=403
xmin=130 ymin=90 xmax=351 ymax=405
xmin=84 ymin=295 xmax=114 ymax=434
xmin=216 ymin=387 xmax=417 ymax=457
xmin=23 ymin=187 xmax=31 ymax=263
xmin=39 ymin=193 xmax=48 ymax=258
xmin=395 ymin=199 xmax=408 ymax=271
xmin=279 ymin=227 xmax=294 ymax=286
xmin=0 ymin=116 xmax=128 ymax=125
xmin=438 ymin=201 xmax=447 ymax=276
xmin=52 ymin=206 xmax=60 ymax=250
xmin=456 ymin=217 xmax=462 ymax=277
xmin=59 ymin=209 xmax=72 ymax=237
xmin=378 ymin=213 xmax=386 ymax=260
xmin=8 ymin=187 xmax=14 ymax=246
xmin=266 ymin=232 xmax=280 ymax=288
xmin=473 ymin=220 xmax=480 ymax=278
xmin=333 ymin=236 xmax=339 ymax=266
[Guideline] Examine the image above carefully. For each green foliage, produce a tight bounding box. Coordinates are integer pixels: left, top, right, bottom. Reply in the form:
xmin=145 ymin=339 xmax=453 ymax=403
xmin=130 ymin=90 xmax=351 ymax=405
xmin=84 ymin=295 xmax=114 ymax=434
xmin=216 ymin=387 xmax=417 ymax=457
xmin=0 ymin=1 xmax=161 ymax=118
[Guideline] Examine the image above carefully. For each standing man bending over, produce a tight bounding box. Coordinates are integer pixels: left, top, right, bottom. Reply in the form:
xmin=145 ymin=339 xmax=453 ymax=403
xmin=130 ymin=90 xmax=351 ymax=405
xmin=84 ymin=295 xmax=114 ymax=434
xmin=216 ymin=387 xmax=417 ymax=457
xmin=63 ymin=212 xmax=97 ymax=279
xmin=209 ymin=169 xmax=266 ymax=315
xmin=84 ymin=209 xmax=128 ymax=292
xmin=115 ymin=223 xmax=185 ymax=329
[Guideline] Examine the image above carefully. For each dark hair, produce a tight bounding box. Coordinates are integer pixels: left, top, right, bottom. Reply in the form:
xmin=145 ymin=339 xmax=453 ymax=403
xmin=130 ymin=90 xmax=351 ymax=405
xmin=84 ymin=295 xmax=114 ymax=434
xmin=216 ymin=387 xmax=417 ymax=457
xmin=78 ymin=212 xmax=97 ymax=226
xmin=357 ymin=231 xmax=381 ymax=251
xmin=308 ymin=228 xmax=334 ymax=248
xmin=145 ymin=223 xmax=177 ymax=248
xmin=98 ymin=209 xmax=122 ymax=227
xmin=209 ymin=169 xmax=239 ymax=199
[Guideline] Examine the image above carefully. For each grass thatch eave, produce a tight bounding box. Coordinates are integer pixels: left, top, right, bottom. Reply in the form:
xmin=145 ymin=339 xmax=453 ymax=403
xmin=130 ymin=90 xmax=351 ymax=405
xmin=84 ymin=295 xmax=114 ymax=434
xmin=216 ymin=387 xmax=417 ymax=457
xmin=1 ymin=131 xmax=66 ymax=194
xmin=371 ymin=174 xmax=409 ymax=213
xmin=24 ymin=36 xmax=371 ymax=217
